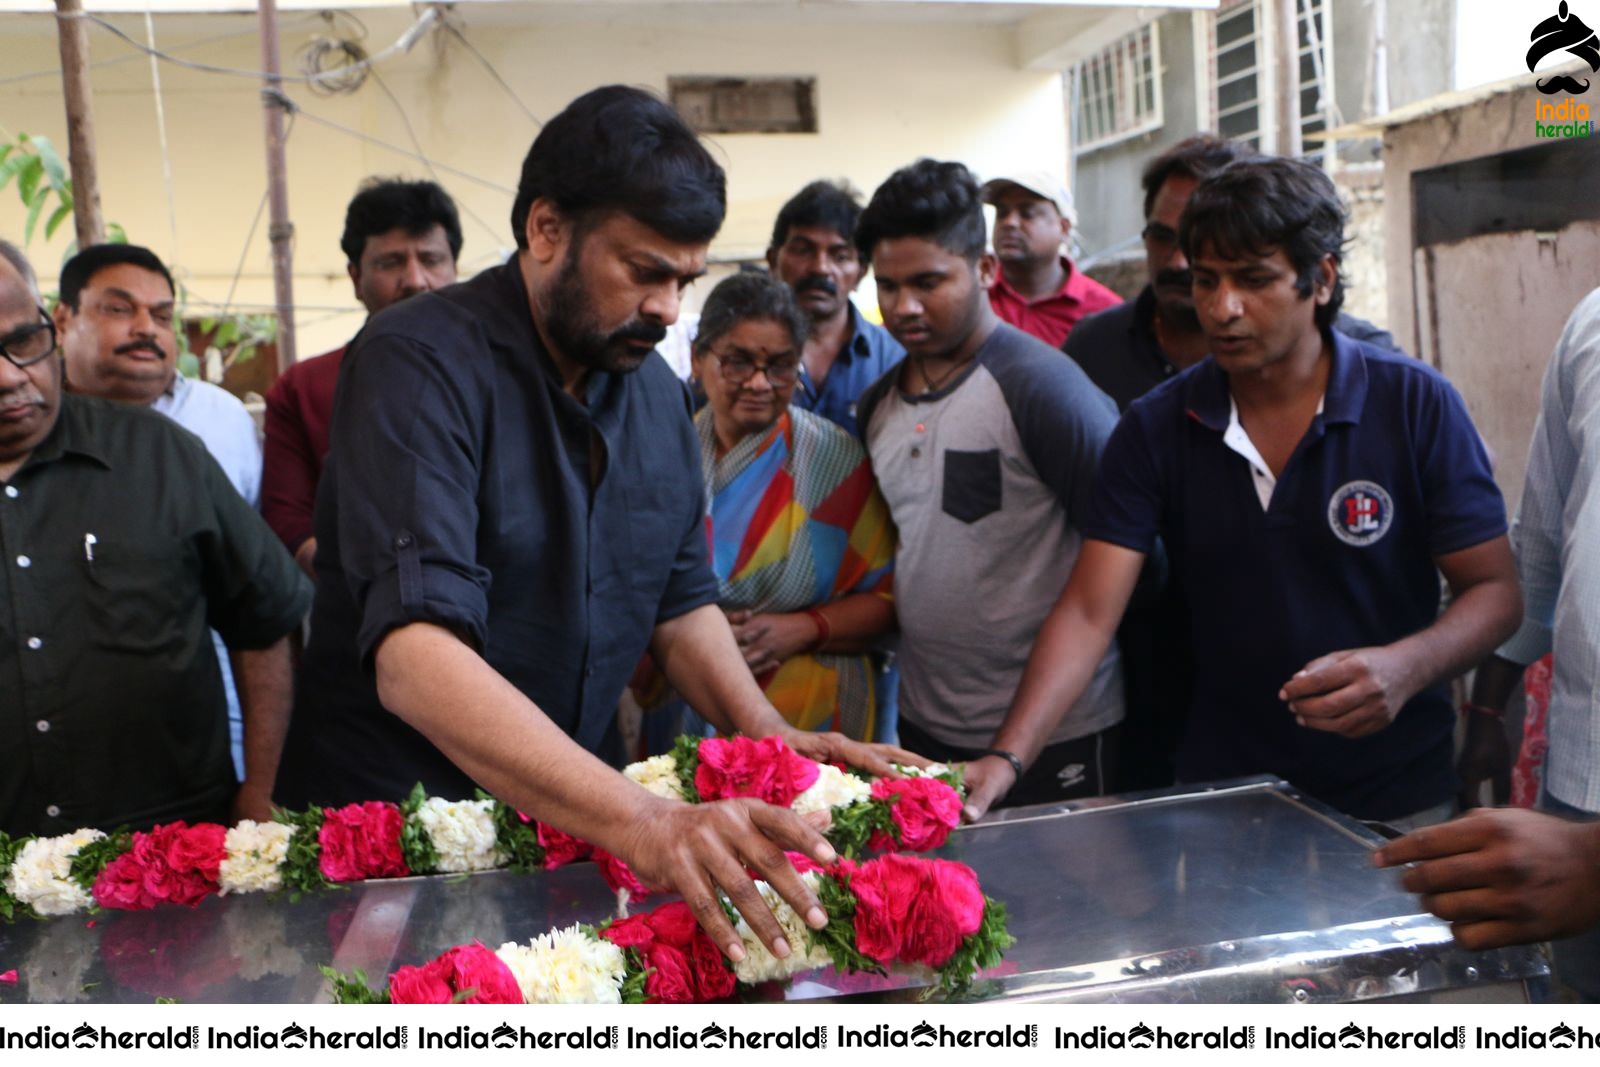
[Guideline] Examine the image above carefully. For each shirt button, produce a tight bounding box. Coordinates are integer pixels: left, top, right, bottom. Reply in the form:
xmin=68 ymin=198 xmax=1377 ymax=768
xmin=3 ymin=485 xmax=16 ymax=498
xmin=35 ymin=720 xmax=48 ymax=733
xmin=1164 ymin=365 xmax=1175 ymax=376
xmin=395 ymin=533 xmax=413 ymax=549
xmin=26 ymin=636 xmax=42 ymax=650
xmin=910 ymin=447 xmax=922 ymax=458
xmin=15 ymin=555 xmax=30 ymax=568
xmin=45 ymin=805 xmax=59 ymax=818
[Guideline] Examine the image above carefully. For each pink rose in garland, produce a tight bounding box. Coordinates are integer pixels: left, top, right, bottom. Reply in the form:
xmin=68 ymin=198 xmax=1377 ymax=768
xmin=388 ymin=942 xmax=523 ymax=1004
xmin=92 ymin=822 xmax=226 ymax=910
xmin=536 ymin=823 xmax=593 ymax=869
xmin=318 ymin=802 xmax=409 ymax=882
xmin=866 ymin=778 xmax=962 ymax=853
xmin=850 ymin=854 xmax=985 ymax=968
xmin=593 ymin=849 xmax=651 ymax=898
xmin=599 ymin=900 xmax=735 ymax=1003
xmin=695 ymin=736 xmax=820 ymax=808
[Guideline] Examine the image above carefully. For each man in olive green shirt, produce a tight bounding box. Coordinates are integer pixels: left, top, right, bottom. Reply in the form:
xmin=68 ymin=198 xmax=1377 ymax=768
xmin=0 ymin=242 xmax=310 ymax=836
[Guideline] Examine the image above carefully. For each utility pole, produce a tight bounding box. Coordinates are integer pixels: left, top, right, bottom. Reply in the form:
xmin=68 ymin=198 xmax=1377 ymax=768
xmin=54 ymin=0 xmax=105 ymax=249
xmin=1276 ymin=0 xmax=1303 ymax=158
xmin=258 ymin=0 xmax=298 ymax=373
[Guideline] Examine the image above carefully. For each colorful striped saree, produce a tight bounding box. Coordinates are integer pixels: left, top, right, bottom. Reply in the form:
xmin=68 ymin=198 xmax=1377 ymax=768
xmin=698 ymin=406 xmax=895 ymax=740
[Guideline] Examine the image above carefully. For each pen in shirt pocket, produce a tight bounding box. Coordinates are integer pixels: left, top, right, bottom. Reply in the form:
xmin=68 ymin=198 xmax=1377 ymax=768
xmin=83 ymin=532 xmax=96 ymax=573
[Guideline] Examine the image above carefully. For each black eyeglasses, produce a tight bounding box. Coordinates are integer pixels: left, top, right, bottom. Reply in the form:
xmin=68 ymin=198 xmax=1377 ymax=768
xmin=709 ymin=349 xmax=801 ymax=386
xmin=0 ymin=308 xmax=57 ymax=369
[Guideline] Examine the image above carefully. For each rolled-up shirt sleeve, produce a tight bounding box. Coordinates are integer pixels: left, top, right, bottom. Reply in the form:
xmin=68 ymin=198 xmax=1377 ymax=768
xmin=329 ymin=328 xmax=495 ymax=664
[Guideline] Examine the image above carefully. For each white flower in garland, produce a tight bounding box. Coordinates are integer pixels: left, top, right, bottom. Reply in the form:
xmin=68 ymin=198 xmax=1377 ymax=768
xmin=792 ymin=762 xmax=872 ymax=815
xmin=4 ymin=829 xmax=104 ymax=916
xmin=896 ymin=762 xmax=952 ymax=779
xmin=218 ymin=820 xmax=295 ymax=895
xmin=497 ymin=925 xmax=629 ymax=1004
xmin=730 ymin=873 xmax=832 ymax=985
xmin=414 ymin=797 xmax=504 ymax=873
xmin=623 ymin=754 xmax=687 ymax=801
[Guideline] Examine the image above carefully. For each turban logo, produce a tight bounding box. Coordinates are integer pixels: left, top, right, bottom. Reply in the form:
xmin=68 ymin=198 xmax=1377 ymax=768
xmin=1528 ymin=1 xmax=1600 ymax=94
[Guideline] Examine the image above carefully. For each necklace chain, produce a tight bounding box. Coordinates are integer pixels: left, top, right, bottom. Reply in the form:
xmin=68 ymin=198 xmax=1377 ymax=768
xmin=916 ymin=354 xmax=972 ymax=395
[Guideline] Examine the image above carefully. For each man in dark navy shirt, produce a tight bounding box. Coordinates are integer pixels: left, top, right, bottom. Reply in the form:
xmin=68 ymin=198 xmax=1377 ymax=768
xmin=765 ymin=180 xmax=903 ymax=437
xmin=278 ymin=86 xmax=916 ymax=964
xmin=993 ymin=157 xmax=1521 ymax=825
xmin=1064 ymin=135 xmax=1400 ymax=794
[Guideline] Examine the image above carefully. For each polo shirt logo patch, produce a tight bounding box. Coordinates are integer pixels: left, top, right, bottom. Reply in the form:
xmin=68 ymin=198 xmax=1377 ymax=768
xmin=1328 ymin=480 xmax=1394 ymax=546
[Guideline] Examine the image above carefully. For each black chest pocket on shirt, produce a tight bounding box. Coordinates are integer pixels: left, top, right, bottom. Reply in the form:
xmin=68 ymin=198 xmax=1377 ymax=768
xmin=84 ymin=542 xmax=190 ymax=653
xmin=942 ymin=448 xmax=1003 ymax=524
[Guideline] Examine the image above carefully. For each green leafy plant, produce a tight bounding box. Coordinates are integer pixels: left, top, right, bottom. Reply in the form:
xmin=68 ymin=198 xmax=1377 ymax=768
xmin=0 ymin=132 xmax=73 ymax=245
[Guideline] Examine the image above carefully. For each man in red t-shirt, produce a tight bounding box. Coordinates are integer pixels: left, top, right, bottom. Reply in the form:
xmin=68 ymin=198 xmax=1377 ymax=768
xmin=261 ymin=178 xmax=461 ymax=574
xmin=983 ymin=170 xmax=1120 ymax=349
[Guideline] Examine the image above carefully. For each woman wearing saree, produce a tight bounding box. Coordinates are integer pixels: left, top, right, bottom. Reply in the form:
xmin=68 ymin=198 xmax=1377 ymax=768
xmin=689 ymin=272 xmax=896 ymax=741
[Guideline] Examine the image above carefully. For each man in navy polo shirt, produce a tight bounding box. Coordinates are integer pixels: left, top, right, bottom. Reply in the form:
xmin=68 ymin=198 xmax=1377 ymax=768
xmin=988 ymin=157 xmax=1521 ymax=825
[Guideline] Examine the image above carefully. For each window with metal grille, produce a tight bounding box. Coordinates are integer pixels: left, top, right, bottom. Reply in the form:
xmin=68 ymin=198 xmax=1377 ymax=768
xmin=1295 ymin=0 xmax=1335 ymax=165
xmin=1073 ymin=23 xmax=1163 ymax=152
xmin=1207 ymin=0 xmax=1335 ymax=159
xmin=1214 ymin=0 xmax=1264 ymax=149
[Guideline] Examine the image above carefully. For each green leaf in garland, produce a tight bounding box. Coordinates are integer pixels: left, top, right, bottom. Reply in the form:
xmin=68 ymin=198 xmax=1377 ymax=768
xmin=398 ymin=783 xmax=440 ymax=876
xmin=669 ymin=734 xmax=703 ymax=804
xmin=477 ymin=791 xmax=545 ymax=873
xmin=67 ymin=830 xmax=131 ymax=897
xmin=275 ymin=807 xmax=333 ymax=899
xmin=825 ymin=796 xmax=895 ymax=859
xmin=933 ymin=896 xmax=1014 ymax=999
xmin=0 ymin=831 xmax=30 ymax=921
xmin=318 ymin=965 xmax=390 ymax=1004
xmin=617 ymin=948 xmax=650 ymax=1005
xmin=809 ymin=868 xmax=887 ymax=978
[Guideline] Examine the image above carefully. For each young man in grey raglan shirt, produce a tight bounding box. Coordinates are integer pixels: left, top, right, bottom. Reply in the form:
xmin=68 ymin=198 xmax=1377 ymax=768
xmin=855 ymin=159 xmax=1125 ymax=820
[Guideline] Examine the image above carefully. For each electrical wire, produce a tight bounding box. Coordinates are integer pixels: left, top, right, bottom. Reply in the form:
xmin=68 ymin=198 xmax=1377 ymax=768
xmin=61 ymin=7 xmax=441 ymax=86
xmin=368 ymin=68 xmax=508 ymax=245
xmin=269 ymin=90 xmax=517 ymax=195
xmin=0 ymin=20 xmax=279 ymax=87
xmin=442 ymin=23 xmax=542 ymax=127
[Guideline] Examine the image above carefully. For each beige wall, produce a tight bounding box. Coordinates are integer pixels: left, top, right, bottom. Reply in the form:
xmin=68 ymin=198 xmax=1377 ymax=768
xmin=1380 ymin=80 xmax=1600 ymax=513
xmin=0 ymin=7 xmax=1068 ymax=356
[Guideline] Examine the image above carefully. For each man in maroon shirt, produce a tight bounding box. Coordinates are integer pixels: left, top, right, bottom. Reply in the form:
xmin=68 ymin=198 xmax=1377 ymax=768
xmin=983 ymin=170 xmax=1120 ymax=348
xmin=261 ymin=178 xmax=462 ymax=574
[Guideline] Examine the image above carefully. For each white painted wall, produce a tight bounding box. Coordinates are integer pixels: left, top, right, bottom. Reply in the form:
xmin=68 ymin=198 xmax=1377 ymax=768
xmin=0 ymin=6 xmax=1068 ymax=355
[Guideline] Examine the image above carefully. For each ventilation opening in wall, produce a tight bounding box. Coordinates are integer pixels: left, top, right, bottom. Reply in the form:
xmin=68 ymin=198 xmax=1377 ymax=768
xmin=668 ymin=77 xmax=817 ymax=134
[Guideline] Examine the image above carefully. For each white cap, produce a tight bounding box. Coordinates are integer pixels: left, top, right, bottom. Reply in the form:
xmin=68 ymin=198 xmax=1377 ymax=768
xmin=981 ymin=170 xmax=1077 ymax=225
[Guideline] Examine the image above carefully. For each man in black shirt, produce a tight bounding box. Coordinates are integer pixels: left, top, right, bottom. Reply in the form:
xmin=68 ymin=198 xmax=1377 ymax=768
xmin=279 ymin=86 xmax=917 ymax=965
xmin=0 ymin=242 xmax=310 ymax=836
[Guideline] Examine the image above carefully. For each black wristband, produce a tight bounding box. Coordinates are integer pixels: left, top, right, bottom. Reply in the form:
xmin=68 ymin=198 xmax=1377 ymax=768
xmin=978 ymin=748 xmax=1025 ymax=781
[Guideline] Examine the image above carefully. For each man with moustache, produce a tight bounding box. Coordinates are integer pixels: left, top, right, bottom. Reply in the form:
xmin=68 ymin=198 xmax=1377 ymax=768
xmin=55 ymin=242 xmax=266 ymax=780
xmin=983 ymin=170 xmax=1119 ymax=348
xmin=854 ymin=159 xmax=1124 ymax=816
xmin=262 ymin=178 xmax=462 ymax=575
xmin=765 ymin=180 xmax=902 ymax=437
xmin=994 ymin=158 xmax=1520 ymax=826
xmin=277 ymin=87 xmax=918 ymax=964
xmin=0 ymin=240 xmax=310 ymax=835
xmin=1066 ymin=135 xmax=1396 ymax=414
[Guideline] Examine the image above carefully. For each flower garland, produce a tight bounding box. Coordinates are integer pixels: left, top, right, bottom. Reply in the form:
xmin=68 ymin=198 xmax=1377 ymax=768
xmin=322 ymin=853 xmax=1012 ymax=1004
xmin=626 ymin=735 xmax=966 ymax=858
xmin=0 ymin=735 xmax=965 ymax=924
